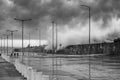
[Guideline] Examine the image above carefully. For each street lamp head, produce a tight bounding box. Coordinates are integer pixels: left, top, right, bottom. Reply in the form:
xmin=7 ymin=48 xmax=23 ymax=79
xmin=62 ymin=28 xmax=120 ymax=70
xmin=80 ymin=5 xmax=90 ymax=9
xmin=14 ymin=18 xmax=32 ymax=21
xmin=7 ymin=30 xmax=18 ymax=32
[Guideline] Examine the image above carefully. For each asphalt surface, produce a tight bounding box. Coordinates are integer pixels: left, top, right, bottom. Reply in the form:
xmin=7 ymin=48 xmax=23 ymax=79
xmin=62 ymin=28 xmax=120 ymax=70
xmin=0 ymin=56 xmax=26 ymax=80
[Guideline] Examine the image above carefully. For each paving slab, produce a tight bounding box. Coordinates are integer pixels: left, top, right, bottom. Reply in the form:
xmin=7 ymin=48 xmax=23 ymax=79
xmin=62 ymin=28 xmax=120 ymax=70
xmin=0 ymin=56 xmax=26 ymax=80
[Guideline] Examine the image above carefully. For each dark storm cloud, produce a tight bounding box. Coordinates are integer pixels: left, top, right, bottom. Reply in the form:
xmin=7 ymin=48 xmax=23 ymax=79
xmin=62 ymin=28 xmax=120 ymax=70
xmin=0 ymin=0 xmax=120 ymax=47
xmin=0 ymin=0 xmax=120 ymax=27
xmin=9 ymin=0 xmax=82 ymax=27
xmin=0 ymin=0 xmax=8 ymax=29
xmin=9 ymin=0 xmax=120 ymax=28
xmin=0 ymin=1 xmax=5 ymax=21
xmin=91 ymin=0 xmax=120 ymax=25
xmin=0 ymin=0 xmax=120 ymax=37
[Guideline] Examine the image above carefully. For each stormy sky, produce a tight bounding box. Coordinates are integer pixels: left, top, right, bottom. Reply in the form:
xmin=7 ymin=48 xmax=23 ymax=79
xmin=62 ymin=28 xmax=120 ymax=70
xmin=0 ymin=0 xmax=120 ymax=48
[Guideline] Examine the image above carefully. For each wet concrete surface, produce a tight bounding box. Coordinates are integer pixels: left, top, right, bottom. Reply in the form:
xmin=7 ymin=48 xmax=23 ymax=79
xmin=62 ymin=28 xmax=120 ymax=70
xmin=22 ymin=54 xmax=120 ymax=80
xmin=0 ymin=56 xmax=26 ymax=80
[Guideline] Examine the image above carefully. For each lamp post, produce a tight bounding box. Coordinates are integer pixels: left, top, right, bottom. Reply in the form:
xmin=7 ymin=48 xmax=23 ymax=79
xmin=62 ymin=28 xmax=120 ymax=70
xmin=4 ymin=34 xmax=10 ymax=56
xmin=28 ymin=32 xmax=31 ymax=56
xmin=67 ymin=0 xmax=92 ymax=79
xmin=55 ymin=23 xmax=58 ymax=52
xmin=38 ymin=29 xmax=42 ymax=53
xmin=59 ymin=43 xmax=62 ymax=67
xmin=52 ymin=21 xmax=55 ymax=79
xmin=14 ymin=18 xmax=32 ymax=61
xmin=35 ymin=28 xmax=41 ymax=47
xmin=39 ymin=29 xmax=41 ymax=47
xmin=3 ymin=34 xmax=6 ymax=54
xmin=0 ymin=33 xmax=5 ymax=54
xmin=51 ymin=21 xmax=59 ymax=80
xmin=81 ymin=5 xmax=91 ymax=80
xmin=27 ymin=32 xmax=31 ymax=65
xmin=7 ymin=30 xmax=18 ymax=54
xmin=0 ymin=36 xmax=2 ymax=53
xmin=36 ymin=28 xmax=41 ymax=52
xmin=55 ymin=23 xmax=58 ymax=80
xmin=6 ymin=35 xmax=9 ymax=55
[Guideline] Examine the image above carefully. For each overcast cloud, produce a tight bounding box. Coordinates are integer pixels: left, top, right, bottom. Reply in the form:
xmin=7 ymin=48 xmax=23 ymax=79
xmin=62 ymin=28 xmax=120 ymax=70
xmin=0 ymin=0 xmax=120 ymax=48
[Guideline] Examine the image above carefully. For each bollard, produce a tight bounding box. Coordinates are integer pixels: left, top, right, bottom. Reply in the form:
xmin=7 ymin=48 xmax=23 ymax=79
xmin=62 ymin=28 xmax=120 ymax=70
xmin=27 ymin=67 xmax=32 ymax=80
xmin=21 ymin=64 xmax=25 ymax=76
xmin=19 ymin=63 xmax=23 ymax=73
xmin=24 ymin=65 xmax=30 ymax=78
xmin=18 ymin=62 xmax=20 ymax=71
xmin=31 ymin=69 xmax=37 ymax=80
xmin=22 ymin=64 xmax=26 ymax=77
xmin=35 ymin=72 xmax=42 ymax=80
xmin=15 ymin=59 xmax=19 ymax=70
xmin=24 ymin=65 xmax=27 ymax=78
xmin=15 ymin=60 xmax=18 ymax=70
xmin=23 ymin=65 xmax=27 ymax=77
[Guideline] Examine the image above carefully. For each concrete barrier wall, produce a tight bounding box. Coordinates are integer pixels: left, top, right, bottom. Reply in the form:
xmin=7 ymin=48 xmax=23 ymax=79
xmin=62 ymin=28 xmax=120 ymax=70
xmin=14 ymin=59 xmax=50 ymax=80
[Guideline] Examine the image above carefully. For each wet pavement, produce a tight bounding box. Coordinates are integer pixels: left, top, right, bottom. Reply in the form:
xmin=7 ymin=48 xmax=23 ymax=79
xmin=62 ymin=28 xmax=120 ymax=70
xmin=22 ymin=54 xmax=120 ymax=80
xmin=0 ymin=56 xmax=26 ymax=80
